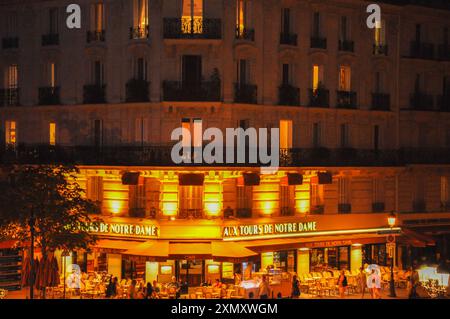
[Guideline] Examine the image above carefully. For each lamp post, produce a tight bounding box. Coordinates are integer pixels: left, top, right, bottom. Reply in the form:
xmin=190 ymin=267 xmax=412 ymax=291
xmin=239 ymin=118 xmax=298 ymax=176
xmin=387 ymin=211 xmax=397 ymax=298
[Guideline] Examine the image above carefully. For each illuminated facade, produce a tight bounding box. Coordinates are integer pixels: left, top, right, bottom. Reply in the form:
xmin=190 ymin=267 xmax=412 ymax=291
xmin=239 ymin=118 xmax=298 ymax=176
xmin=0 ymin=0 xmax=450 ymax=289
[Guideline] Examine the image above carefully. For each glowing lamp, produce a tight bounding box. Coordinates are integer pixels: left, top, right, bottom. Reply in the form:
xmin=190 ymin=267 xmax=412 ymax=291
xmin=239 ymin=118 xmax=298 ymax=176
xmin=387 ymin=212 xmax=396 ymax=227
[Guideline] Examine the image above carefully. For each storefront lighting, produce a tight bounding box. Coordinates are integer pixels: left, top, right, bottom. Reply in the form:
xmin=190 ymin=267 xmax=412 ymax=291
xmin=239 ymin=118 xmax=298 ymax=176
xmin=352 ymin=243 xmax=362 ymax=247
xmin=169 ymin=216 xmax=176 ymax=221
xmin=299 ymin=248 xmax=309 ymax=251
xmin=109 ymin=200 xmax=123 ymax=214
xmin=387 ymin=212 xmax=397 ymax=227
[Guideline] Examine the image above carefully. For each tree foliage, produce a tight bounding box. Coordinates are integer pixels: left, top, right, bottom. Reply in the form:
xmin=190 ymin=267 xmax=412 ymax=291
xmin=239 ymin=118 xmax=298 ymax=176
xmin=0 ymin=165 xmax=101 ymax=258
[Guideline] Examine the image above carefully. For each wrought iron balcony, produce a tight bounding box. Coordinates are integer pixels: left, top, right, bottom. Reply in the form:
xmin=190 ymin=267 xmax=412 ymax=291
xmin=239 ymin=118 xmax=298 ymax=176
xmin=278 ymin=85 xmax=300 ymax=106
xmin=338 ymin=203 xmax=352 ymax=214
xmin=410 ymin=41 xmax=434 ymax=60
xmin=437 ymin=44 xmax=450 ymax=61
xmin=338 ymin=40 xmax=354 ymax=52
xmin=41 ymin=33 xmax=59 ymax=46
xmin=234 ymin=83 xmax=257 ymax=104
xmin=437 ymin=94 xmax=450 ymax=112
xmin=371 ymin=93 xmax=391 ymax=111
xmin=163 ymin=18 xmax=221 ymax=39
xmin=373 ymin=44 xmax=388 ymax=56
xmin=280 ymin=33 xmax=297 ymax=46
xmin=410 ymin=92 xmax=434 ymax=111
xmin=336 ymin=90 xmax=357 ymax=109
xmin=130 ymin=25 xmax=149 ymax=39
xmin=83 ymin=84 xmax=106 ymax=104
xmin=308 ymin=88 xmax=329 ymax=107
xmin=126 ymin=79 xmax=149 ymax=102
xmin=2 ymin=37 xmax=19 ymax=49
xmin=38 ymin=87 xmax=60 ymax=105
xmin=87 ymin=30 xmax=105 ymax=43
xmin=235 ymin=27 xmax=254 ymax=41
xmin=372 ymin=202 xmax=385 ymax=213
xmin=310 ymin=37 xmax=327 ymax=49
xmin=3 ymin=145 xmax=450 ymax=167
xmin=162 ymin=81 xmax=221 ymax=102
xmin=0 ymin=88 xmax=20 ymax=107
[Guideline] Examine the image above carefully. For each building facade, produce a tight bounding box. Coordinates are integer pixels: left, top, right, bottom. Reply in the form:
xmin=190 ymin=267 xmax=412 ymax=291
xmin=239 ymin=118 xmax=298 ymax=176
xmin=0 ymin=0 xmax=449 ymax=289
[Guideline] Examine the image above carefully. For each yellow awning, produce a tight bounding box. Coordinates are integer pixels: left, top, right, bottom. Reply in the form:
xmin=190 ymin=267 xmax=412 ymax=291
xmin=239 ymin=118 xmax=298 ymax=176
xmin=169 ymin=242 xmax=211 ymax=257
xmin=211 ymin=241 xmax=258 ymax=260
xmin=95 ymin=239 xmax=143 ymax=251
xmin=124 ymin=240 xmax=170 ymax=259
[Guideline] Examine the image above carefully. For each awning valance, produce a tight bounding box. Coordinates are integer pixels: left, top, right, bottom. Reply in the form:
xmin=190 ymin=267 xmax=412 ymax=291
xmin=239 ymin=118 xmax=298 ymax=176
xmin=95 ymin=239 xmax=143 ymax=252
xmin=123 ymin=240 xmax=170 ymax=260
xmin=211 ymin=241 xmax=258 ymax=262
xmin=400 ymin=228 xmax=436 ymax=247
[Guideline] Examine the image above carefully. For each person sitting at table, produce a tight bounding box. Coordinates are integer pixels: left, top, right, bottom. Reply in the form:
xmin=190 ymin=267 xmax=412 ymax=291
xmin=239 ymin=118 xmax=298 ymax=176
xmin=167 ymin=276 xmax=181 ymax=299
xmin=128 ymin=279 xmax=137 ymax=299
xmin=212 ymin=279 xmax=222 ymax=288
xmin=152 ymin=280 xmax=160 ymax=294
xmin=105 ymin=277 xmax=118 ymax=298
xmin=202 ymin=277 xmax=211 ymax=287
xmin=144 ymin=282 xmax=154 ymax=299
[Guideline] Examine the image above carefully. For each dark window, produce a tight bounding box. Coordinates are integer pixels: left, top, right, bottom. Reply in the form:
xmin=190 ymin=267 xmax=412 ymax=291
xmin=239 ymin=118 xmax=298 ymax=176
xmin=415 ymin=24 xmax=421 ymax=43
xmin=374 ymin=125 xmax=380 ymax=151
xmin=282 ymin=64 xmax=290 ymax=85
xmin=49 ymin=8 xmax=59 ymax=33
xmin=182 ymin=55 xmax=202 ymax=88
xmin=313 ymin=122 xmax=321 ymax=147
xmin=237 ymin=59 xmax=248 ymax=85
xmin=340 ymin=16 xmax=347 ymax=41
xmin=93 ymin=119 xmax=103 ymax=148
xmin=313 ymin=12 xmax=320 ymax=37
xmin=281 ymin=8 xmax=290 ymax=34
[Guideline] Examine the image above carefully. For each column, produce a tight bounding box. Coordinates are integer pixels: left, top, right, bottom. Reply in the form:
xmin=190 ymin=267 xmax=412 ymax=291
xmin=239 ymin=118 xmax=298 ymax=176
xmin=350 ymin=245 xmax=362 ymax=273
xmin=296 ymin=249 xmax=310 ymax=275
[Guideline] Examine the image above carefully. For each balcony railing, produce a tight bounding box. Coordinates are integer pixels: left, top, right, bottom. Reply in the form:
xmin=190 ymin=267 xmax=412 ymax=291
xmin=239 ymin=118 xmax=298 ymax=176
xmin=336 ymin=90 xmax=357 ymax=109
xmin=310 ymin=37 xmax=327 ymax=49
xmin=338 ymin=40 xmax=354 ymax=52
xmin=373 ymin=44 xmax=388 ymax=56
xmin=372 ymin=202 xmax=385 ymax=213
xmin=410 ymin=41 xmax=434 ymax=60
xmin=437 ymin=94 xmax=450 ymax=112
xmin=3 ymin=145 xmax=450 ymax=167
xmin=410 ymin=92 xmax=434 ymax=111
xmin=234 ymin=83 xmax=257 ymax=104
xmin=163 ymin=18 xmax=221 ymax=39
xmin=2 ymin=37 xmax=19 ymax=49
xmin=87 ymin=30 xmax=105 ymax=43
xmin=130 ymin=25 xmax=149 ymax=39
xmin=413 ymin=201 xmax=426 ymax=213
xmin=278 ymin=85 xmax=300 ymax=106
xmin=41 ymin=33 xmax=59 ymax=46
xmin=38 ymin=87 xmax=60 ymax=105
xmin=0 ymin=88 xmax=20 ymax=107
xmin=235 ymin=27 xmax=255 ymax=41
xmin=280 ymin=33 xmax=297 ymax=46
xmin=371 ymin=93 xmax=390 ymax=111
xmin=126 ymin=79 xmax=149 ymax=102
xmin=308 ymin=88 xmax=329 ymax=107
xmin=437 ymin=44 xmax=450 ymax=61
xmin=338 ymin=203 xmax=352 ymax=214
xmin=163 ymin=81 xmax=221 ymax=102
xmin=83 ymin=85 xmax=106 ymax=104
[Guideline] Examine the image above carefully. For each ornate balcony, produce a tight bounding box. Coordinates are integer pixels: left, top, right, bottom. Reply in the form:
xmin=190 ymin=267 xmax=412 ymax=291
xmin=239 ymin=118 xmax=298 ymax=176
xmin=336 ymin=91 xmax=357 ymax=109
xmin=410 ymin=41 xmax=434 ymax=60
xmin=278 ymin=85 xmax=300 ymax=106
xmin=373 ymin=44 xmax=388 ymax=56
xmin=438 ymin=44 xmax=450 ymax=61
xmin=235 ymin=27 xmax=254 ymax=41
xmin=2 ymin=37 xmax=19 ymax=49
xmin=162 ymin=81 xmax=221 ymax=102
xmin=280 ymin=33 xmax=297 ymax=46
xmin=310 ymin=37 xmax=327 ymax=49
xmin=41 ymin=33 xmax=59 ymax=46
xmin=126 ymin=79 xmax=149 ymax=102
xmin=83 ymin=85 xmax=106 ymax=104
xmin=0 ymin=88 xmax=20 ymax=107
xmin=234 ymin=83 xmax=257 ymax=104
xmin=410 ymin=92 xmax=434 ymax=111
xmin=338 ymin=40 xmax=354 ymax=52
xmin=87 ymin=30 xmax=105 ymax=43
xmin=163 ymin=18 xmax=221 ymax=39
xmin=371 ymin=93 xmax=390 ymax=111
xmin=308 ymin=88 xmax=329 ymax=107
xmin=38 ymin=87 xmax=60 ymax=105
xmin=129 ymin=25 xmax=149 ymax=39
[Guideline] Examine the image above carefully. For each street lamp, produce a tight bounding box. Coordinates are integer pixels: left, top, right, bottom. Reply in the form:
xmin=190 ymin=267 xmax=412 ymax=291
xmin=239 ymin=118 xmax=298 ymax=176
xmin=387 ymin=211 xmax=397 ymax=298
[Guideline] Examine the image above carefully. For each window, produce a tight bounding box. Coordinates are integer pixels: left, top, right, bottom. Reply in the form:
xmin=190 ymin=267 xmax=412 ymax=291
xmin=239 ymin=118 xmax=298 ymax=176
xmin=373 ymin=177 xmax=385 ymax=204
xmin=312 ymin=12 xmax=321 ymax=37
xmin=44 ymin=62 xmax=57 ymax=88
xmin=86 ymin=176 xmax=103 ymax=204
xmin=48 ymin=7 xmax=59 ymax=34
xmin=340 ymin=124 xmax=349 ymax=148
xmin=313 ymin=122 xmax=321 ymax=148
xmin=90 ymin=3 xmax=105 ymax=32
xmin=340 ymin=16 xmax=348 ymax=41
xmin=49 ymin=122 xmax=56 ymax=145
xmin=444 ymin=27 xmax=449 ymax=46
xmin=441 ymin=176 xmax=449 ymax=208
xmin=312 ymin=65 xmax=324 ymax=91
xmin=310 ymin=182 xmax=324 ymax=208
xmin=279 ymin=120 xmax=292 ymax=149
xmin=281 ymin=64 xmax=292 ymax=86
xmin=415 ymin=24 xmax=422 ymax=43
xmin=374 ymin=19 xmax=386 ymax=46
xmin=281 ymin=8 xmax=291 ymax=34
xmin=279 ymin=185 xmax=295 ymax=215
xmin=338 ymin=66 xmax=351 ymax=91
xmin=179 ymin=185 xmax=203 ymax=218
xmin=236 ymin=184 xmax=252 ymax=216
xmin=446 ymin=128 xmax=450 ymax=148
xmin=132 ymin=0 xmax=148 ymax=29
xmin=93 ymin=119 xmax=103 ymax=148
xmin=91 ymin=60 xmax=104 ymax=86
xmin=133 ymin=57 xmax=147 ymax=81
xmin=236 ymin=0 xmax=251 ymax=33
xmin=135 ymin=117 xmax=149 ymax=145
xmin=338 ymin=177 xmax=350 ymax=204
xmin=414 ymin=175 xmax=426 ymax=210
xmin=5 ymin=12 xmax=18 ymax=36
xmin=373 ymin=125 xmax=380 ymax=151
xmin=5 ymin=64 xmax=18 ymax=89
xmin=5 ymin=120 xmax=17 ymax=146
xmin=237 ymin=59 xmax=250 ymax=85
xmin=129 ymin=182 xmax=146 ymax=217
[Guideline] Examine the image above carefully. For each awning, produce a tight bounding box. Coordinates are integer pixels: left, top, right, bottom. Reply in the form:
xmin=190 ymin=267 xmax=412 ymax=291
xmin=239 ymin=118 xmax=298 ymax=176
xmin=211 ymin=241 xmax=258 ymax=262
xmin=124 ymin=240 xmax=170 ymax=260
xmin=169 ymin=242 xmax=211 ymax=258
xmin=400 ymin=228 xmax=436 ymax=247
xmin=95 ymin=239 xmax=143 ymax=252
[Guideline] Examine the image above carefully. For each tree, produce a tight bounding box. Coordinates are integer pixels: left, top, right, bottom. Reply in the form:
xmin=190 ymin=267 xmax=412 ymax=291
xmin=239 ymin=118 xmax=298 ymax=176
xmin=0 ymin=165 xmax=101 ymax=298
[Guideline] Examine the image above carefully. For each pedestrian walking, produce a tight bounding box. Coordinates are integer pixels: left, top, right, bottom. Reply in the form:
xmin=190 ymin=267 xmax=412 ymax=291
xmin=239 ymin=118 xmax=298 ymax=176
xmin=338 ymin=270 xmax=348 ymax=298
xmin=291 ymin=275 xmax=301 ymax=299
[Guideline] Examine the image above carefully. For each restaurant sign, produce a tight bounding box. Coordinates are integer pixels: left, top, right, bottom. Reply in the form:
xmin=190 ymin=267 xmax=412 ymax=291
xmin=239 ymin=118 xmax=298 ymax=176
xmin=222 ymin=222 xmax=317 ymax=240
xmin=88 ymin=222 xmax=159 ymax=239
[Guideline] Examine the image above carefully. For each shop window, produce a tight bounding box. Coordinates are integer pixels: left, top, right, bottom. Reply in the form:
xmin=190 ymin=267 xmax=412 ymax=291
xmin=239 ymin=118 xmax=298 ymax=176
xmin=338 ymin=246 xmax=349 ymax=270
xmin=273 ymin=250 xmax=296 ymax=272
xmin=338 ymin=66 xmax=351 ymax=91
xmin=279 ymin=185 xmax=295 ymax=216
xmin=49 ymin=122 xmax=56 ymax=146
xmin=86 ymin=176 xmax=103 ymax=208
xmin=236 ymin=184 xmax=252 ymax=218
xmin=179 ymin=185 xmax=203 ymax=218
xmin=5 ymin=120 xmax=17 ymax=146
